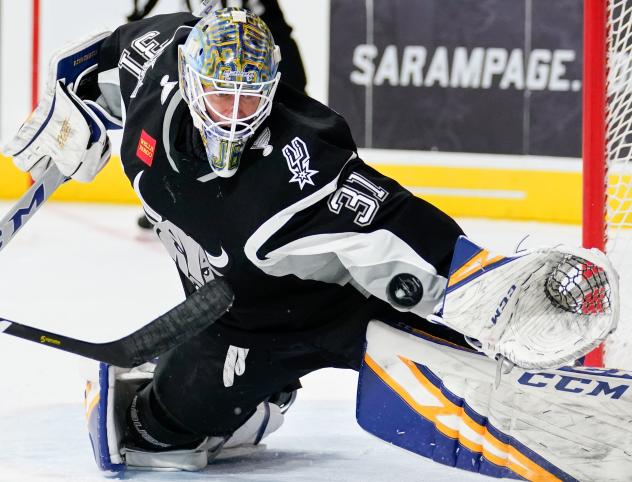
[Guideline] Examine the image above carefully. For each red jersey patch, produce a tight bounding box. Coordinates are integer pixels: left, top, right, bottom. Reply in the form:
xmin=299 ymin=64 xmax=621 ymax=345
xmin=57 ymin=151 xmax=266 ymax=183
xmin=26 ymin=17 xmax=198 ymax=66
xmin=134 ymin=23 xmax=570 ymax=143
xmin=136 ymin=130 xmax=157 ymax=166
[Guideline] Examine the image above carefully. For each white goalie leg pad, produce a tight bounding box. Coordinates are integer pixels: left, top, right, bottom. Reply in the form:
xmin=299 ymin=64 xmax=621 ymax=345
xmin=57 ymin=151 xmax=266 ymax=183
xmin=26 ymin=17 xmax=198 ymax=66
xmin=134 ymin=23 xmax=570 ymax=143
xmin=431 ymin=236 xmax=619 ymax=370
xmin=358 ymin=320 xmax=632 ymax=481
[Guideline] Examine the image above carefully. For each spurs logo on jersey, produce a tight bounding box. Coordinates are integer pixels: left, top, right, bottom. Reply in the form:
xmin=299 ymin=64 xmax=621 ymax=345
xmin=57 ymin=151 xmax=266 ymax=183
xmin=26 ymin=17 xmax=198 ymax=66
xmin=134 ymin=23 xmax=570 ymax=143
xmin=282 ymin=137 xmax=318 ymax=190
xmin=154 ymin=220 xmax=228 ymax=287
xmin=328 ymin=172 xmax=389 ymax=227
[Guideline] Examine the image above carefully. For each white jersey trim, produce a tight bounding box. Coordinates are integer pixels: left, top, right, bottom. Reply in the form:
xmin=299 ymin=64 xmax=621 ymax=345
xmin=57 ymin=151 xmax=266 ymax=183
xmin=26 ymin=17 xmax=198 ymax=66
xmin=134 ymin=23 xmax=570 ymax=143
xmin=244 ymin=153 xmax=447 ymax=317
xmin=133 ymin=171 xmax=163 ymax=223
xmin=162 ymin=90 xmax=183 ymax=173
xmin=97 ymin=67 xmax=124 ymax=120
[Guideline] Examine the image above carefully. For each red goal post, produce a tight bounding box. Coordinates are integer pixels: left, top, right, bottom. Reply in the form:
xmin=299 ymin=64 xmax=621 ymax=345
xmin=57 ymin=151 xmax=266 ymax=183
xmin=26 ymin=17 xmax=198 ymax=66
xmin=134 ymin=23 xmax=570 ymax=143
xmin=583 ymin=0 xmax=632 ymax=368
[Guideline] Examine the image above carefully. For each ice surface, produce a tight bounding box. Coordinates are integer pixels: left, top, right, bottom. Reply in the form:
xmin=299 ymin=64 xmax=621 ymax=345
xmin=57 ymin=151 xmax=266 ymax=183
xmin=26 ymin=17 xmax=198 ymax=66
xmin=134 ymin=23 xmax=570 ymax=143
xmin=0 ymin=202 xmax=622 ymax=481
xmin=0 ymin=399 xmax=498 ymax=482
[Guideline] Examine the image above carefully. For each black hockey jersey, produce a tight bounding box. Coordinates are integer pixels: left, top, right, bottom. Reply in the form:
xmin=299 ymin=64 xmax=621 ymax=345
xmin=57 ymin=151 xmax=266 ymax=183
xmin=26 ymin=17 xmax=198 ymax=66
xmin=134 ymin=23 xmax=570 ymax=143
xmin=95 ymin=13 xmax=464 ymax=339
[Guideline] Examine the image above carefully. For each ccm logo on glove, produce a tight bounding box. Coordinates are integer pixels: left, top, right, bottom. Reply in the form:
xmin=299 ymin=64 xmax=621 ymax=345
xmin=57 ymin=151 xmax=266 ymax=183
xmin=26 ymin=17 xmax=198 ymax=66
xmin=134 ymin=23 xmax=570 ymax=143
xmin=490 ymin=284 xmax=517 ymax=325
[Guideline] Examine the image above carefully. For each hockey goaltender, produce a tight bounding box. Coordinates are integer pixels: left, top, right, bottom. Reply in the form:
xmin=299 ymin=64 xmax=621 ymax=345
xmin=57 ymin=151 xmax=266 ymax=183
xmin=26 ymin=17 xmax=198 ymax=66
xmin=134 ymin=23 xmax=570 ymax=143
xmin=2 ymin=3 xmax=630 ymax=481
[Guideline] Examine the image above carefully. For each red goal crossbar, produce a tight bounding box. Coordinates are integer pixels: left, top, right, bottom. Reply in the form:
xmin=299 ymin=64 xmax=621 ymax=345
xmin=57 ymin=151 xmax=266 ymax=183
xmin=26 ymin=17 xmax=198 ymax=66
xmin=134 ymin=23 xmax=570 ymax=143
xmin=31 ymin=0 xmax=40 ymax=111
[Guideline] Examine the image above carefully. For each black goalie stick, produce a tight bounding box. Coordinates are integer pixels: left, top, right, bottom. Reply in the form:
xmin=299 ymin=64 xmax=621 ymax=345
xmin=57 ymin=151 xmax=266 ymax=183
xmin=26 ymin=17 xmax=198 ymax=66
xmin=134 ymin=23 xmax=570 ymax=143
xmin=0 ymin=278 xmax=233 ymax=367
xmin=0 ymin=164 xmax=234 ymax=366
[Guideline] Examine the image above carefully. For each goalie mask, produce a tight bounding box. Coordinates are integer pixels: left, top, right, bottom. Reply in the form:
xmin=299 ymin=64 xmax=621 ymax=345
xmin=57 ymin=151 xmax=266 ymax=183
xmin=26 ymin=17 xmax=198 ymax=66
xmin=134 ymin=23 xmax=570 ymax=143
xmin=178 ymin=7 xmax=281 ymax=177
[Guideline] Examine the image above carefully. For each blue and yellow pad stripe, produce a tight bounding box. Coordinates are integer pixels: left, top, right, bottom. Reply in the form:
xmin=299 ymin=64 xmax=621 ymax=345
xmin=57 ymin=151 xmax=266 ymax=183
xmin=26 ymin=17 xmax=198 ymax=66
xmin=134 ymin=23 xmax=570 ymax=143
xmin=357 ymin=324 xmax=576 ymax=481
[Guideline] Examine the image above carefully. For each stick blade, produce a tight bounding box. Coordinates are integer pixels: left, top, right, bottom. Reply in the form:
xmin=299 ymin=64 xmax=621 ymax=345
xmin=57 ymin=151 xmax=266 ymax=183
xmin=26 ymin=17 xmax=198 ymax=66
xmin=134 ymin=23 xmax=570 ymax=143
xmin=0 ymin=279 xmax=234 ymax=368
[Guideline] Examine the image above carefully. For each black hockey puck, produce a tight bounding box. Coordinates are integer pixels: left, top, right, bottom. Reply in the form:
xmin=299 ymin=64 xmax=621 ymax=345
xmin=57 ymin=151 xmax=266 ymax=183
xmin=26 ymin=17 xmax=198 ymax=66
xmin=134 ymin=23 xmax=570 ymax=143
xmin=137 ymin=213 xmax=153 ymax=230
xmin=387 ymin=273 xmax=424 ymax=308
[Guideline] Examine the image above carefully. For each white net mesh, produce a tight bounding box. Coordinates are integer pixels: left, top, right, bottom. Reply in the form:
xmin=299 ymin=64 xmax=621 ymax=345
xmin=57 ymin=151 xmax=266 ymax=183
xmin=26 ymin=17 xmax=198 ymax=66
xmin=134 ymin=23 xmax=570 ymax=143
xmin=604 ymin=0 xmax=632 ymax=368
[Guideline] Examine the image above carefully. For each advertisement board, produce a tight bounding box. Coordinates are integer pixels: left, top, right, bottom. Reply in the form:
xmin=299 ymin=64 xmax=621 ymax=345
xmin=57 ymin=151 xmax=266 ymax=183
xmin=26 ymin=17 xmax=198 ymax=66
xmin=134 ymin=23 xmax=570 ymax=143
xmin=329 ymin=0 xmax=583 ymax=157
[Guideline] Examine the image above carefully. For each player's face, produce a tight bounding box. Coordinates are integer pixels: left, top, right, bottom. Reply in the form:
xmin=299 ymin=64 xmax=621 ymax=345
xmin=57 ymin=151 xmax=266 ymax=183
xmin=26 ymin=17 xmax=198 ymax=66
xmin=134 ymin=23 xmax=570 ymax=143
xmin=202 ymin=88 xmax=260 ymax=124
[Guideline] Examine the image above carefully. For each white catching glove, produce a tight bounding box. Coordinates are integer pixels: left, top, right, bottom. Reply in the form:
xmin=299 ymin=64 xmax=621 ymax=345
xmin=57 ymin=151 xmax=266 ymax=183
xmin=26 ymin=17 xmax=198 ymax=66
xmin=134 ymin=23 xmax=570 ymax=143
xmin=430 ymin=237 xmax=619 ymax=370
xmin=2 ymin=31 xmax=112 ymax=183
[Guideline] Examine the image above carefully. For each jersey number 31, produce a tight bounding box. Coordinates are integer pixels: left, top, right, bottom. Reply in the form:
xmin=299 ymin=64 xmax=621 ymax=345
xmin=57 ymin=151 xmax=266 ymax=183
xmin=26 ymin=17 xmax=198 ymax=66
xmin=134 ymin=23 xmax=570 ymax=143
xmin=328 ymin=172 xmax=389 ymax=227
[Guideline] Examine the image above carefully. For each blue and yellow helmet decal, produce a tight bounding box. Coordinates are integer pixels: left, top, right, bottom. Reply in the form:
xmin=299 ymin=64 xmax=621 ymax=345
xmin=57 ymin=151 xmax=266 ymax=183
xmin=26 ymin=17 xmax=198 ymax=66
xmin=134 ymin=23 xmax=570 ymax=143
xmin=181 ymin=7 xmax=279 ymax=86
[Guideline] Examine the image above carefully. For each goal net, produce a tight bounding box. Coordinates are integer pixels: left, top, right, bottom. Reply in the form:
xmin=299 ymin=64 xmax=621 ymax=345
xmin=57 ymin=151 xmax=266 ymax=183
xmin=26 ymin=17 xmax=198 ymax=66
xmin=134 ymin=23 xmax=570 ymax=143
xmin=584 ymin=0 xmax=632 ymax=368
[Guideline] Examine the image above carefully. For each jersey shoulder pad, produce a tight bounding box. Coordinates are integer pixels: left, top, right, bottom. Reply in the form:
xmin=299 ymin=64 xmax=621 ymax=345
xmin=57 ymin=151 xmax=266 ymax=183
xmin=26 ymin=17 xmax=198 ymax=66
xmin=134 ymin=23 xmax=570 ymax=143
xmin=273 ymin=83 xmax=357 ymax=154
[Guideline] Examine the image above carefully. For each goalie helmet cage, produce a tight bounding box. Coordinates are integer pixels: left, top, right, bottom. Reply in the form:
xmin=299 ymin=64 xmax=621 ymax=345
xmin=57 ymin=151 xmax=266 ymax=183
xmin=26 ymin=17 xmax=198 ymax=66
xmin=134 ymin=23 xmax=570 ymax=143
xmin=583 ymin=0 xmax=632 ymax=368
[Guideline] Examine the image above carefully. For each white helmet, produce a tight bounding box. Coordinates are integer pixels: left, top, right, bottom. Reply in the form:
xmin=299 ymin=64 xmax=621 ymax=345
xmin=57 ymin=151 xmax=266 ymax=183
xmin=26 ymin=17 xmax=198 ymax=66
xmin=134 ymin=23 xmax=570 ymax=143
xmin=178 ymin=7 xmax=281 ymax=177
